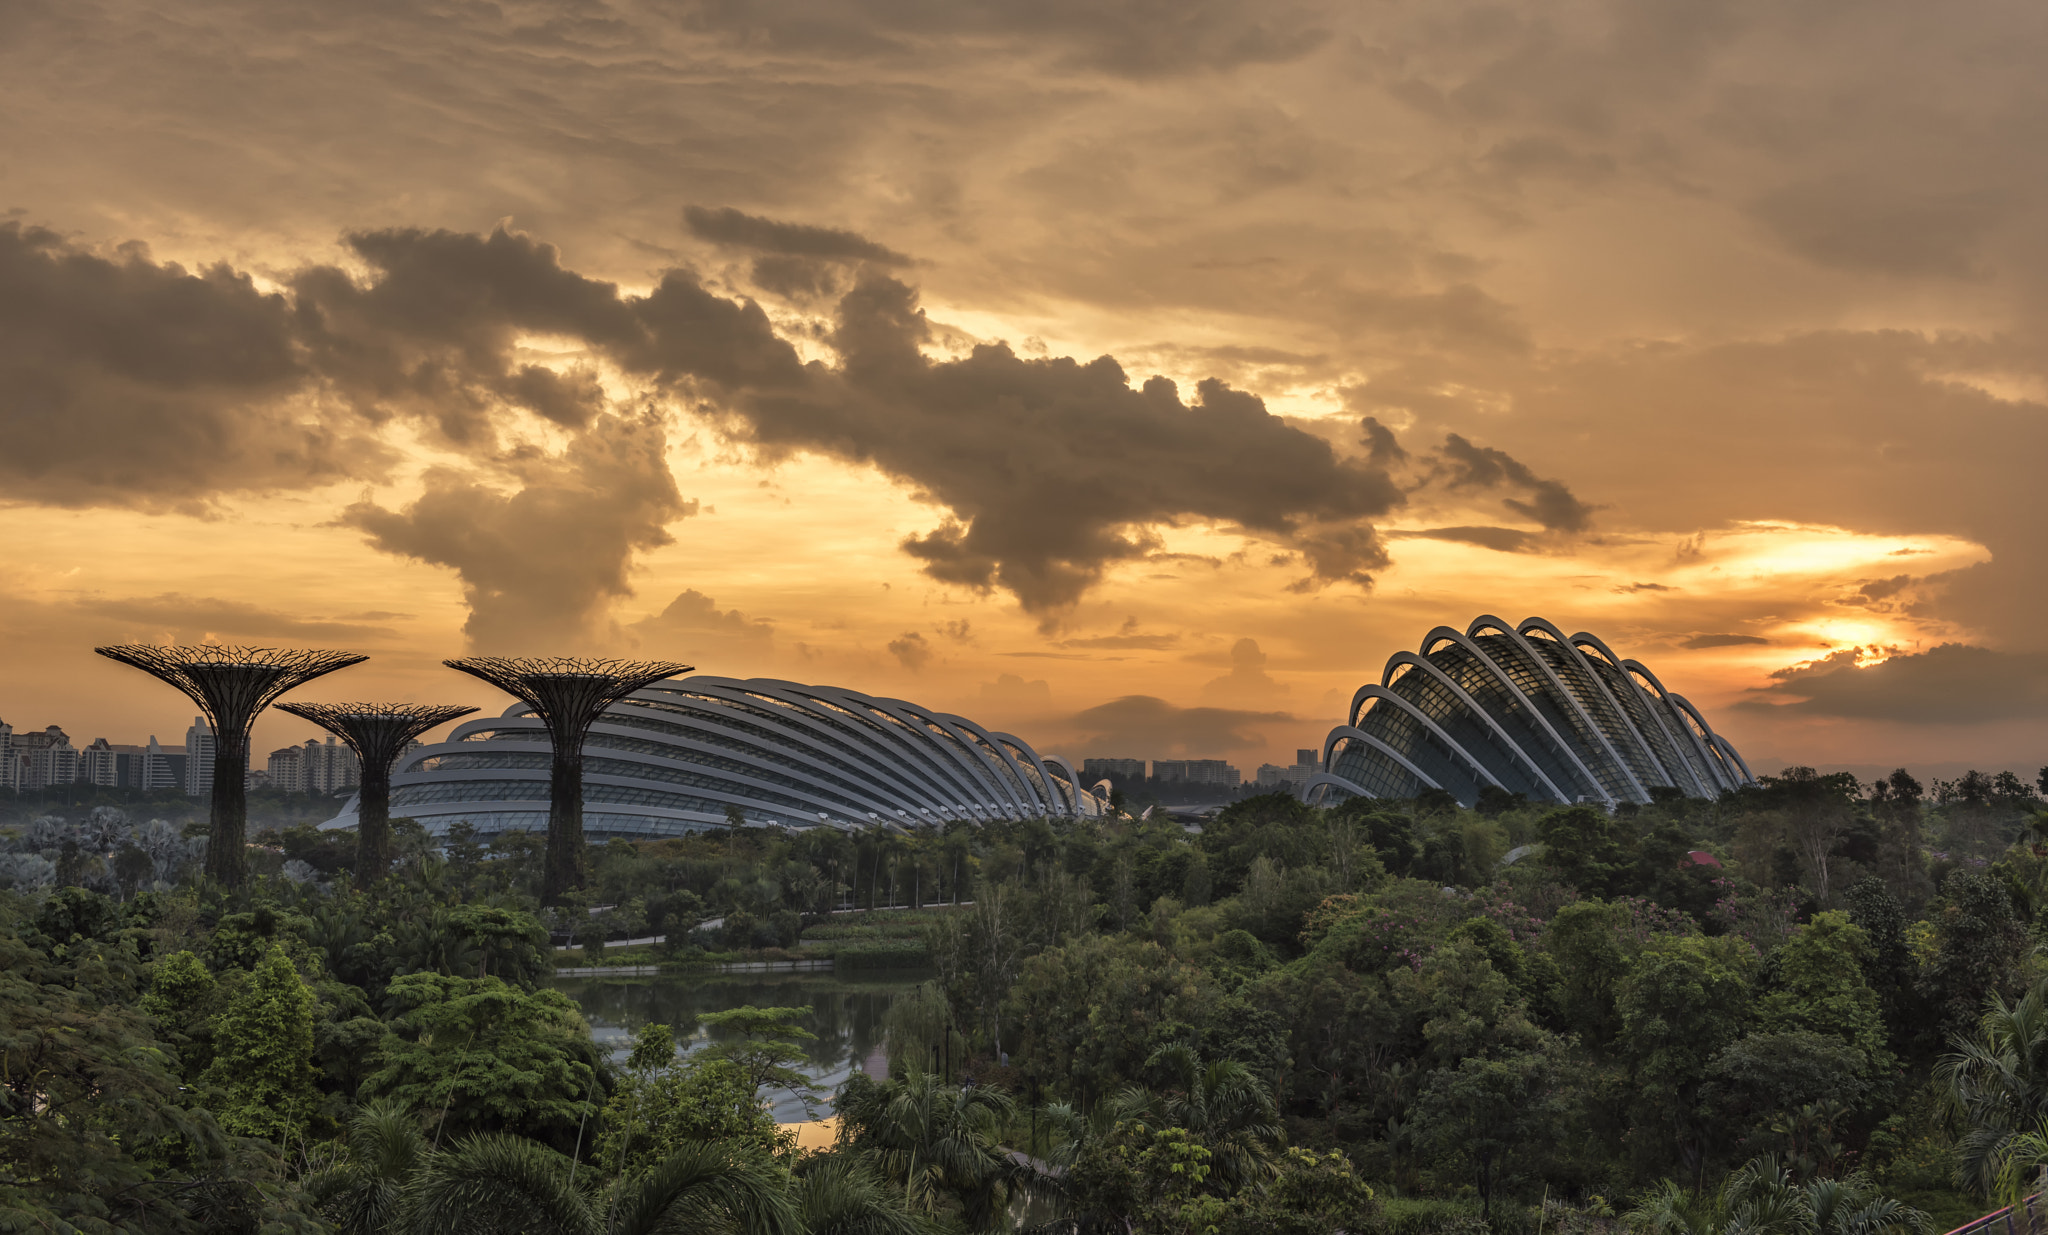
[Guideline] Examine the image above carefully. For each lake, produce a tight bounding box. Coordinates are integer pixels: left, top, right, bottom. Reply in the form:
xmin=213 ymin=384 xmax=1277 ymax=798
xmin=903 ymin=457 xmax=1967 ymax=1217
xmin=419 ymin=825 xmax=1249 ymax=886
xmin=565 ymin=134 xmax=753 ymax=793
xmin=550 ymin=965 xmax=934 ymax=1121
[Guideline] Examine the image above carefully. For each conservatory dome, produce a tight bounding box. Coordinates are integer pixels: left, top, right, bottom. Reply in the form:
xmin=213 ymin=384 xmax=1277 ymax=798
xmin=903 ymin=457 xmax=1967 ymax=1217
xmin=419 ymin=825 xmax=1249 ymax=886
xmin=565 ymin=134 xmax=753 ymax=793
xmin=320 ymin=675 xmax=1105 ymax=839
xmin=1303 ymin=615 xmax=1755 ymax=810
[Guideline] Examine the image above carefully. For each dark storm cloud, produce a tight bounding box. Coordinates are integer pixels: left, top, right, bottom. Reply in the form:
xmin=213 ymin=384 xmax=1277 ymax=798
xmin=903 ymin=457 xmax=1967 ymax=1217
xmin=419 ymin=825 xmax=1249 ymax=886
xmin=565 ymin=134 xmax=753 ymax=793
xmin=1068 ymin=694 xmax=1293 ymax=758
xmin=1437 ymin=433 xmax=1596 ymax=533
xmin=720 ymin=273 xmax=1405 ymax=611
xmin=0 ymin=222 xmax=386 ymax=509
xmin=683 ymin=206 xmax=911 ymax=266
xmin=340 ymin=412 xmax=693 ymax=651
xmin=1684 ymin=634 xmax=1770 ymax=649
xmin=1740 ymin=644 xmax=2048 ymax=724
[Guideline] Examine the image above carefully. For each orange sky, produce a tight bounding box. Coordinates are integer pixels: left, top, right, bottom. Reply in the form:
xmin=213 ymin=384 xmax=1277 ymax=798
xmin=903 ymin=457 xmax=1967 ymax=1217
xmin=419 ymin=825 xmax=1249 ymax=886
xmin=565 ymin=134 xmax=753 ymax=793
xmin=4 ymin=0 xmax=2047 ymax=782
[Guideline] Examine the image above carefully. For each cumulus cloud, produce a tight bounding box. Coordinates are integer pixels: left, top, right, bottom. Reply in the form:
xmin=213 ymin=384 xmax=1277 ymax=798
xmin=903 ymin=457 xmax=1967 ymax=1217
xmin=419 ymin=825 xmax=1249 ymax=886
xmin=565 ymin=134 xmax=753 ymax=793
xmin=1740 ymin=644 xmax=2048 ymax=724
xmin=0 ymin=222 xmax=387 ymax=510
xmin=887 ymin=631 xmax=932 ymax=671
xmin=628 ymin=588 xmax=774 ymax=670
xmin=1201 ymin=637 xmax=1289 ymax=704
xmin=979 ymin=673 xmax=1052 ymax=708
xmin=1402 ymin=526 xmax=1537 ymax=553
xmin=340 ymin=411 xmax=692 ymax=650
xmin=1067 ymin=694 xmax=1293 ymax=757
xmin=684 ymin=205 xmax=912 ymax=265
xmin=725 ymin=273 xmax=1405 ymax=612
xmin=1436 ymin=433 xmax=1597 ymax=533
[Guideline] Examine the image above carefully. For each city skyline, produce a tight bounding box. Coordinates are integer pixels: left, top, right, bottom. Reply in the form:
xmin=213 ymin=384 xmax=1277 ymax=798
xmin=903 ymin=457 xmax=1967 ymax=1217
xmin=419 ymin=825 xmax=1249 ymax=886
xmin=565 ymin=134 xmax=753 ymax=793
xmin=5 ymin=2 xmax=2048 ymax=783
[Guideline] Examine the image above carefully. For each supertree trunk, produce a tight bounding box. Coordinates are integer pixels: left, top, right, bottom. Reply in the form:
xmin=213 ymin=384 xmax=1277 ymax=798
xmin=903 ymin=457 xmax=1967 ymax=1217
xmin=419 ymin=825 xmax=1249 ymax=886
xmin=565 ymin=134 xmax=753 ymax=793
xmin=206 ymin=728 xmax=251 ymax=886
xmin=274 ymin=702 xmax=478 ymax=889
xmin=95 ymin=645 xmax=368 ymax=888
xmin=442 ymin=657 xmax=690 ymax=905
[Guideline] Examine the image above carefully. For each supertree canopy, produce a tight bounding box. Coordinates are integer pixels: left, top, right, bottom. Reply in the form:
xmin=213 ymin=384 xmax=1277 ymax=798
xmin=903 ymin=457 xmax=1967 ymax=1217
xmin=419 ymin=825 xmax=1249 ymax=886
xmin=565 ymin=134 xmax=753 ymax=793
xmin=442 ymin=656 xmax=690 ymax=903
xmin=93 ymin=644 xmax=367 ymax=886
xmin=273 ymin=701 xmax=478 ymax=888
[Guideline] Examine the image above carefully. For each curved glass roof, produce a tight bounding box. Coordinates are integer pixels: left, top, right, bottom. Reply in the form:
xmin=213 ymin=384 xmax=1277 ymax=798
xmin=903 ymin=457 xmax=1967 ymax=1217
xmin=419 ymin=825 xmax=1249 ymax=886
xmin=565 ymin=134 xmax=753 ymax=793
xmin=1306 ymin=616 xmax=1755 ymax=810
xmin=319 ymin=675 xmax=1104 ymax=838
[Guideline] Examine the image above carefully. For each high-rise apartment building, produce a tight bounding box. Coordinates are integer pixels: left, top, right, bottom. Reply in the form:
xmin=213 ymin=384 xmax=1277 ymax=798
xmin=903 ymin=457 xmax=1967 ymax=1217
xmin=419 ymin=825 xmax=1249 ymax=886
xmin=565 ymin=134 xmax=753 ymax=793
xmin=1150 ymin=759 xmax=1189 ymax=782
xmin=1082 ymin=757 xmax=1147 ymax=785
xmin=0 ymin=718 xmax=13 ymax=791
xmin=183 ymin=717 xmax=216 ymax=797
xmin=10 ymin=725 xmax=79 ymax=790
xmin=138 ymin=736 xmax=185 ymax=792
xmin=1184 ymin=759 xmax=1240 ymax=787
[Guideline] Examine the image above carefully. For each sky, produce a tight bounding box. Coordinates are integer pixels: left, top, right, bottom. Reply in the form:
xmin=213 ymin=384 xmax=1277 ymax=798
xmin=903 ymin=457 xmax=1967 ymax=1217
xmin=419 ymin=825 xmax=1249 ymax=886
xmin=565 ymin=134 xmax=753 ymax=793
xmin=4 ymin=0 xmax=2047 ymax=783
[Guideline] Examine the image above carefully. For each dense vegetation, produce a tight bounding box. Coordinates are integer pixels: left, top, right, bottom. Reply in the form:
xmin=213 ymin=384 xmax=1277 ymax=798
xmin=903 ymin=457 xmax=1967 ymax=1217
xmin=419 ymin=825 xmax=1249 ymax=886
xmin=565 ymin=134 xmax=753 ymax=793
xmin=4 ymin=763 xmax=2048 ymax=1233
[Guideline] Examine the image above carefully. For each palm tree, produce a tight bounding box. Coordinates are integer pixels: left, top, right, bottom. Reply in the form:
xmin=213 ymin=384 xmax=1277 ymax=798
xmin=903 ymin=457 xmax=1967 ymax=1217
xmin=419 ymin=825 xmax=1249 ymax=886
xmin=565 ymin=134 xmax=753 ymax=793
xmin=1124 ymin=1044 xmax=1283 ymax=1191
xmin=304 ymin=1100 xmax=429 ymax=1234
xmin=845 ymin=1070 xmax=1025 ymax=1230
xmin=399 ymin=1134 xmax=796 ymax=1235
xmin=1939 ymin=979 xmax=2048 ymax=1198
xmin=1624 ymin=1156 xmax=1930 ymax=1235
xmin=789 ymin=1156 xmax=935 ymax=1235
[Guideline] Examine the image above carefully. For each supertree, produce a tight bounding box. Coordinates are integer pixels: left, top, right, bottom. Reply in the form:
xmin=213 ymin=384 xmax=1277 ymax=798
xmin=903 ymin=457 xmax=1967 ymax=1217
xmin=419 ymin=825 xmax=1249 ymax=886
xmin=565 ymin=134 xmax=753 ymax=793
xmin=273 ymin=701 xmax=479 ymax=888
xmin=442 ymin=656 xmax=689 ymax=903
xmin=93 ymin=645 xmax=368 ymax=887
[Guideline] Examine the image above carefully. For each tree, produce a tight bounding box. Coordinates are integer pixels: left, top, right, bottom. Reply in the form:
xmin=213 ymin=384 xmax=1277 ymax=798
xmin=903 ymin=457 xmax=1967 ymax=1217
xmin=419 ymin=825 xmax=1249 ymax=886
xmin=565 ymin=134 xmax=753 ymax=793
xmin=1753 ymin=912 xmax=1892 ymax=1070
xmin=203 ymin=942 xmax=321 ymax=1148
xmin=1619 ymin=934 xmax=1756 ymax=1171
xmin=399 ymin=1134 xmax=797 ymax=1235
xmin=1766 ymin=768 xmax=1862 ymax=907
xmin=1127 ymin=1043 xmax=1284 ymax=1192
xmin=1936 ymin=976 xmax=2048 ymax=1198
xmin=697 ymin=1005 xmax=825 ymax=1117
xmin=304 ymin=1099 xmax=428 ymax=1234
xmin=361 ymin=973 xmax=605 ymax=1147
xmin=1538 ymin=805 xmax=1638 ymax=899
xmin=1919 ymin=870 xmax=2028 ymax=1051
xmin=1410 ymin=1045 xmax=1566 ymax=1219
xmin=836 ymin=1069 xmax=1023 ymax=1228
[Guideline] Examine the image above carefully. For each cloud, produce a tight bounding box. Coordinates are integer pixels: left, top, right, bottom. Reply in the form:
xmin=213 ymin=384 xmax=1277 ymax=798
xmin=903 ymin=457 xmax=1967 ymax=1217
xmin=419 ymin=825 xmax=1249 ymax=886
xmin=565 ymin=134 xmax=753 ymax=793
xmin=1067 ymin=694 xmax=1294 ymax=758
xmin=341 ymin=411 xmax=692 ymax=650
xmin=1739 ymin=644 xmax=2048 ymax=724
xmin=979 ymin=673 xmax=1052 ymax=708
xmin=1683 ymin=633 xmax=1770 ymax=649
xmin=684 ymin=205 xmax=911 ymax=265
xmin=729 ymin=273 xmax=1405 ymax=612
xmin=1201 ymin=636 xmax=1288 ymax=704
xmin=887 ymin=631 xmax=932 ymax=671
xmin=1615 ymin=581 xmax=1675 ymax=594
xmin=67 ymin=593 xmax=395 ymax=643
xmin=628 ymin=588 xmax=774 ymax=670
xmin=0 ymin=223 xmax=388 ymax=510
xmin=1058 ymin=617 xmax=1179 ymax=650
xmin=1402 ymin=526 xmax=1537 ymax=553
xmin=1438 ymin=433 xmax=1596 ymax=533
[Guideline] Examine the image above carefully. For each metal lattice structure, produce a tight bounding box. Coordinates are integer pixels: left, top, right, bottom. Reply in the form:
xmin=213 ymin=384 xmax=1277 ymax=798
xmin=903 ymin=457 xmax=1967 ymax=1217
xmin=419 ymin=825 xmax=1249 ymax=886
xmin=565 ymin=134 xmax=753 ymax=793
xmin=1302 ymin=615 xmax=1755 ymax=811
xmin=273 ymin=702 xmax=478 ymax=887
xmin=93 ymin=644 xmax=368 ymax=886
xmin=443 ymin=656 xmax=690 ymax=902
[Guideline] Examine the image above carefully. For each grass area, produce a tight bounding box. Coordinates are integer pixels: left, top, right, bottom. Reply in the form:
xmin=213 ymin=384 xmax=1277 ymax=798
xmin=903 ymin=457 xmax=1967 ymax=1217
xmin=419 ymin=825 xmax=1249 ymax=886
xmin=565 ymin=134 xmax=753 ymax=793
xmin=1892 ymin=1189 xmax=1987 ymax=1232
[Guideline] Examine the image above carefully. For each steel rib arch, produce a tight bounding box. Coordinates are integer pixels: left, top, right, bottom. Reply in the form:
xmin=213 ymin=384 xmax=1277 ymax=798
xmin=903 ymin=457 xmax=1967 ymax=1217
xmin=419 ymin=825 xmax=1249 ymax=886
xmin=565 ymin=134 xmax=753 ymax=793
xmin=1669 ymin=692 xmax=1744 ymax=791
xmin=1618 ymin=660 xmax=1732 ymax=793
xmin=1321 ymin=725 xmax=1451 ymax=797
xmin=1380 ymin=650 xmax=1571 ymax=803
xmin=1348 ymin=686 xmax=1507 ymax=801
xmin=1466 ymin=617 xmax=1635 ymax=804
xmin=1417 ymin=627 xmax=1608 ymax=803
xmin=1517 ymin=617 xmax=1667 ymax=797
xmin=1567 ymin=633 xmax=1709 ymax=798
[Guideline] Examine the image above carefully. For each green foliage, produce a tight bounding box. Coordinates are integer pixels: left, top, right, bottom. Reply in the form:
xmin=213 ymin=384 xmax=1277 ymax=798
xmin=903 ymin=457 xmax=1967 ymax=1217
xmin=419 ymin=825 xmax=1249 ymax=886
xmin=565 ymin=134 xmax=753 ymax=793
xmin=835 ymin=1069 xmax=1021 ymax=1228
xmin=597 ymin=1052 xmax=790 ymax=1177
xmin=1755 ymin=912 xmax=1894 ymax=1069
xmin=203 ymin=943 xmax=322 ymax=1147
xmin=360 ymin=972 xmax=604 ymax=1146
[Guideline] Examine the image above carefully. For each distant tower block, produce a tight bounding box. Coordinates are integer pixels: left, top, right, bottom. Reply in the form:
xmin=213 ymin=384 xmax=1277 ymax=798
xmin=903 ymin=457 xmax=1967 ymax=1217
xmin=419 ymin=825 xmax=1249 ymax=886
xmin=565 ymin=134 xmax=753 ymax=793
xmin=443 ymin=656 xmax=690 ymax=903
xmin=274 ymin=702 xmax=478 ymax=889
xmin=94 ymin=645 xmax=368 ymax=887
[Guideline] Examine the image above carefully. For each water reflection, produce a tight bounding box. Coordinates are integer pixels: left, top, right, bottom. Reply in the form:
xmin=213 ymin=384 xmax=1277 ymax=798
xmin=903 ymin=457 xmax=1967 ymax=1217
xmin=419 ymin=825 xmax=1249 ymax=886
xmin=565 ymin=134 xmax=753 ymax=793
xmin=552 ymin=966 xmax=932 ymax=1120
